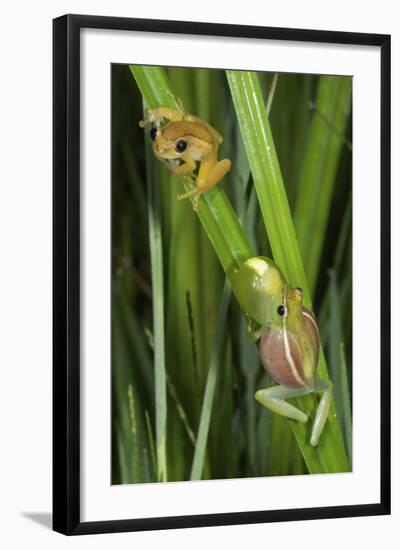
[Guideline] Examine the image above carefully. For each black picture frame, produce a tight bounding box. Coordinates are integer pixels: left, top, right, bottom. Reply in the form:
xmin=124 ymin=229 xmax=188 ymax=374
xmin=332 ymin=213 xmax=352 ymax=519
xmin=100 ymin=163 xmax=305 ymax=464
xmin=53 ymin=14 xmax=391 ymax=535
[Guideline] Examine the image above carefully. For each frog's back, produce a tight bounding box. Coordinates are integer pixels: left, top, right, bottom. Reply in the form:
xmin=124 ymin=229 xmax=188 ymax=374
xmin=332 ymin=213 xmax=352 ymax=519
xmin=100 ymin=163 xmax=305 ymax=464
xmin=163 ymin=120 xmax=214 ymax=144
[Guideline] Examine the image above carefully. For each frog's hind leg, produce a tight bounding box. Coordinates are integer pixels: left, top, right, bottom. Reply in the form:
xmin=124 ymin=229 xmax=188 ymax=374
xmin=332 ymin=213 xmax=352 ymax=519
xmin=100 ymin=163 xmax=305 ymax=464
xmin=310 ymin=379 xmax=332 ymax=447
xmin=255 ymin=385 xmax=313 ymax=423
xmin=197 ymin=158 xmax=231 ymax=193
xmin=177 ymin=155 xmax=232 ymax=211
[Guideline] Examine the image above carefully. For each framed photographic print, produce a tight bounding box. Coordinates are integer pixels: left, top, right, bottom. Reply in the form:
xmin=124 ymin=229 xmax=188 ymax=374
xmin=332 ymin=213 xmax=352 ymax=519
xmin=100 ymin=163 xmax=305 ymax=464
xmin=53 ymin=14 xmax=391 ymax=535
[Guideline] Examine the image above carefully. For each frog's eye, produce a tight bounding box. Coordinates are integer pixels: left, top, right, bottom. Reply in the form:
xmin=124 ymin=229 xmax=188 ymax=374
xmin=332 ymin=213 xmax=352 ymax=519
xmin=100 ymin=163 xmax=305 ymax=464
xmin=277 ymin=305 xmax=287 ymax=317
xmin=175 ymin=139 xmax=187 ymax=153
xmin=150 ymin=127 xmax=158 ymax=141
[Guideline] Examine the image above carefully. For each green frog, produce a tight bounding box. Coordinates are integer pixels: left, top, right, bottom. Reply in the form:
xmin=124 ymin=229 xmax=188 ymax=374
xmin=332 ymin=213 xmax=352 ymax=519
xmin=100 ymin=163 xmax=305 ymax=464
xmin=231 ymin=256 xmax=332 ymax=447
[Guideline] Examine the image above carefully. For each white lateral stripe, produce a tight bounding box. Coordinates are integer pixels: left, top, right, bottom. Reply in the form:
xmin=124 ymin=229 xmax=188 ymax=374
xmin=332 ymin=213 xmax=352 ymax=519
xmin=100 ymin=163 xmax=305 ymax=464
xmin=282 ymin=319 xmax=306 ymax=386
xmin=302 ymin=310 xmax=319 ymax=336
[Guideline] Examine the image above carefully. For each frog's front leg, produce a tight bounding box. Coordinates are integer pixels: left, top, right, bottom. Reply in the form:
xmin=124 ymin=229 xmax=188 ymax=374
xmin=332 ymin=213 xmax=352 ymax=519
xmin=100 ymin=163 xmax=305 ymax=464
xmin=255 ymin=385 xmax=313 ymax=424
xmin=310 ymin=378 xmax=332 ymax=447
xmin=167 ymin=154 xmax=200 ymax=209
xmin=166 ymin=154 xmax=196 ymax=176
xmin=246 ymin=315 xmax=266 ymax=342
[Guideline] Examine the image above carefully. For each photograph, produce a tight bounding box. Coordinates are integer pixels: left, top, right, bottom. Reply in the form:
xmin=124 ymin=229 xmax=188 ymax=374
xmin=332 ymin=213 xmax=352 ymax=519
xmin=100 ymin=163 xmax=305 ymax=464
xmin=1 ymin=2 xmax=394 ymax=545
xmin=111 ymin=63 xmax=353 ymax=484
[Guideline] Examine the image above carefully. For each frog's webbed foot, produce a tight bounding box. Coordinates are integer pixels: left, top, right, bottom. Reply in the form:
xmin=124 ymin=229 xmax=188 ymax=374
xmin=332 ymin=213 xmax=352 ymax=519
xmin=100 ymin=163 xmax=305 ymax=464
xmin=139 ymin=108 xmax=155 ymax=128
xmin=177 ymin=187 xmax=201 ymax=211
xmin=246 ymin=316 xmax=265 ymax=342
xmin=139 ymin=107 xmax=185 ymax=128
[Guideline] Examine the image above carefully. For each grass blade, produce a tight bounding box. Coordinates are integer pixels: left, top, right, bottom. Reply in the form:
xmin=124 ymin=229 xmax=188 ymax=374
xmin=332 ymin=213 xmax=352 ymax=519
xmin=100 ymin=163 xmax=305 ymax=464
xmin=227 ymin=70 xmax=350 ymax=473
xmin=339 ymin=342 xmax=352 ymax=461
xmin=144 ymin=124 xmax=168 ymax=482
xmin=328 ymin=269 xmax=353 ymax=460
xmin=166 ymin=373 xmax=196 ymax=446
xmin=226 ymin=70 xmax=311 ymax=302
xmin=294 ymin=76 xmax=352 ymax=294
xmin=190 ymin=282 xmax=231 ymax=480
xmin=130 ymin=65 xmax=350 ymax=476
